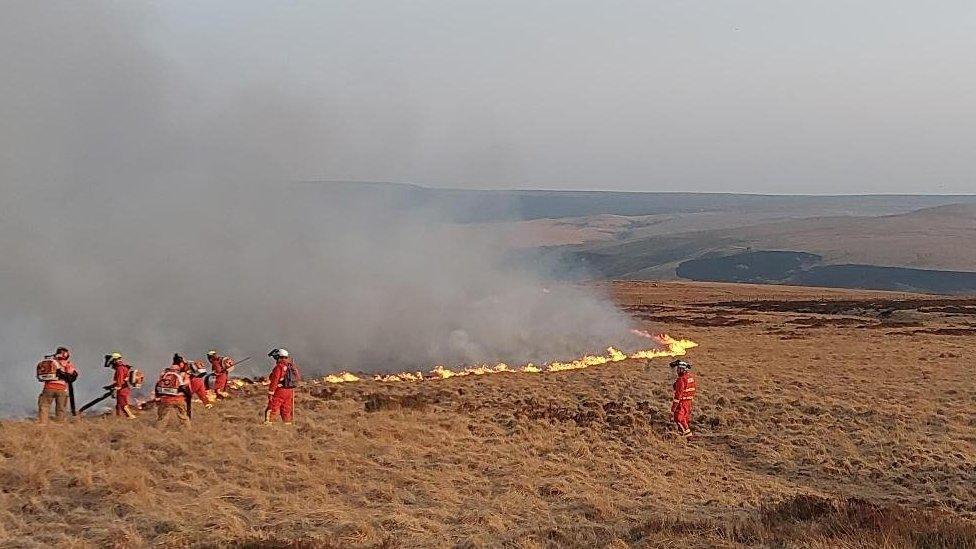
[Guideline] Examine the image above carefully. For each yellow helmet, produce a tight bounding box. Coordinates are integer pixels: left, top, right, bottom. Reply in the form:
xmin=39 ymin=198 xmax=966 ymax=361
xmin=104 ymin=352 xmax=123 ymax=367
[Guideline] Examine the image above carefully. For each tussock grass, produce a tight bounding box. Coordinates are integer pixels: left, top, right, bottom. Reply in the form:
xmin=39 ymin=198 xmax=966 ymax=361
xmin=2 ymin=281 xmax=975 ymax=547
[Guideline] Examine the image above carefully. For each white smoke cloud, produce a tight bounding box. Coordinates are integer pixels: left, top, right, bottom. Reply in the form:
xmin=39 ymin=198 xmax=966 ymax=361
xmin=0 ymin=3 xmax=642 ymax=415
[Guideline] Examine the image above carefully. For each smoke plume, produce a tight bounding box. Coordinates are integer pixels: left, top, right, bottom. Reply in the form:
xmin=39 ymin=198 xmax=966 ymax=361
xmin=0 ymin=3 xmax=641 ymax=415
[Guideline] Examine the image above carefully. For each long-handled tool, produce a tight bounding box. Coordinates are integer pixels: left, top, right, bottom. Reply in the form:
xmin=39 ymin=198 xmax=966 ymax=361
xmin=226 ymin=356 xmax=252 ymax=373
xmin=185 ymin=387 xmax=192 ymax=420
xmin=78 ymin=388 xmax=114 ymax=414
xmin=68 ymin=381 xmax=77 ymax=416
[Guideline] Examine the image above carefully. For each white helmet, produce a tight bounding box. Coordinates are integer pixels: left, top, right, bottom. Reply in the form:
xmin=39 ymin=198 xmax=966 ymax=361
xmin=269 ymin=348 xmax=290 ymax=358
xmin=670 ymin=359 xmax=692 ymax=371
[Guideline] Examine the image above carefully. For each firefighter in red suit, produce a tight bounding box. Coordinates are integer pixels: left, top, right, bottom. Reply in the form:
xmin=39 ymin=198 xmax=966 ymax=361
xmin=156 ymin=357 xmax=191 ymax=424
xmin=670 ymin=359 xmax=697 ymax=438
xmin=207 ymin=350 xmax=234 ymax=398
xmin=265 ymin=348 xmax=299 ymax=425
xmin=37 ymin=346 xmax=78 ymax=423
xmin=176 ymin=355 xmax=214 ymax=409
xmin=106 ymin=352 xmax=136 ymax=418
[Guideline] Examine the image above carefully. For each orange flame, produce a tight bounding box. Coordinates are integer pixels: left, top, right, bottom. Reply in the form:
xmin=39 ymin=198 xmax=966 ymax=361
xmin=319 ymin=333 xmax=698 ymax=384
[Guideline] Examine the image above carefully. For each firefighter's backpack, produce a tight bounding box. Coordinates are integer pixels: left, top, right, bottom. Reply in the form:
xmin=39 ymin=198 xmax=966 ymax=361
xmin=155 ymin=370 xmax=183 ymax=397
xmin=280 ymin=363 xmax=300 ymax=389
xmin=128 ymin=369 xmax=145 ymax=388
xmin=36 ymin=359 xmax=60 ymax=382
xmin=188 ymin=360 xmax=207 ymax=377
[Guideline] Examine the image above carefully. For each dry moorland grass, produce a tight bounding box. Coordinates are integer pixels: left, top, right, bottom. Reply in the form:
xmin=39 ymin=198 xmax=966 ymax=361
xmin=1 ymin=281 xmax=975 ymax=548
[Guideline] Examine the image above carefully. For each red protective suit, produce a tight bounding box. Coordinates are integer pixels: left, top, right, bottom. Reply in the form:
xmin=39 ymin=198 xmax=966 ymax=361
xmin=189 ymin=375 xmax=213 ymax=407
xmin=265 ymin=357 xmax=298 ymax=424
xmin=112 ymin=361 xmax=135 ymax=418
xmin=671 ymin=370 xmax=697 ymax=436
xmin=43 ymin=357 xmax=77 ymax=392
xmin=208 ymin=355 xmax=234 ymax=397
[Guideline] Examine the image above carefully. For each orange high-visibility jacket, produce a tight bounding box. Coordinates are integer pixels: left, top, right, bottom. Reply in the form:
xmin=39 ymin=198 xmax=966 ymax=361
xmin=43 ymin=358 xmax=77 ymax=392
xmin=156 ymin=366 xmax=189 ymax=404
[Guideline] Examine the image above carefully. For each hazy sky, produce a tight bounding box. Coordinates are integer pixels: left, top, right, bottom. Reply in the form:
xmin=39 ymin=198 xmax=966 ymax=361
xmin=10 ymin=1 xmax=976 ymax=193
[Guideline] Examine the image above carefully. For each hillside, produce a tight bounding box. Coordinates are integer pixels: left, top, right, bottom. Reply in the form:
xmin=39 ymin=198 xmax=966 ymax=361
xmin=307 ymin=183 xmax=976 ymax=293
xmin=550 ymin=203 xmax=976 ymax=292
xmin=2 ymin=282 xmax=975 ymax=547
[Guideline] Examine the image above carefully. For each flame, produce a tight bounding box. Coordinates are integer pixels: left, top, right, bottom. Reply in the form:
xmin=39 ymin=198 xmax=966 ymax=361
xmin=324 ymin=372 xmax=362 ymax=383
xmin=323 ymin=333 xmax=698 ymax=384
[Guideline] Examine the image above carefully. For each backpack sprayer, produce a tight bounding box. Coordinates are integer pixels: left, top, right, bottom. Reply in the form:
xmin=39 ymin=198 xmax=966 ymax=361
xmin=39 ymin=353 xmax=78 ymax=415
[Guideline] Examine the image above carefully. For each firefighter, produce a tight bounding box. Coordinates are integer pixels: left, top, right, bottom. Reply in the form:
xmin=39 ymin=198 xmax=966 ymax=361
xmin=264 ymin=348 xmax=299 ymax=425
xmin=670 ymin=359 xmax=697 ymax=438
xmin=206 ymin=350 xmax=234 ymax=399
xmin=37 ymin=346 xmax=78 ymax=423
xmin=181 ymin=356 xmax=214 ymax=409
xmin=106 ymin=352 xmax=136 ymax=419
xmin=155 ymin=354 xmax=191 ymax=424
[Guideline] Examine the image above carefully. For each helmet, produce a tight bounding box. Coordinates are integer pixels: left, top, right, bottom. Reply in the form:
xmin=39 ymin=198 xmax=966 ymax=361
xmin=55 ymin=346 xmax=70 ymax=356
xmin=670 ymin=359 xmax=692 ymax=371
xmin=207 ymin=350 xmax=218 ymax=357
xmin=104 ymin=352 xmax=122 ymax=367
xmin=269 ymin=348 xmax=289 ymax=358
xmin=172 ymin=353 xmax=184 ymax=365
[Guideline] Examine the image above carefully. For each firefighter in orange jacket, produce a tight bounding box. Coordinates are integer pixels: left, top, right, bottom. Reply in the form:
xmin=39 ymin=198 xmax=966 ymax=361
xmin=156 ymin=355 xmax=191 ymax=424
xmin=106 ymin=352 xmax=136 ymax=419
xmin=670 ymin=359 xmax=697 ymax=438
xmin=37 ymin=346 xmax=78 ymax=423
xmin=206 ymin=350 xmax=234 ymax=399
xmin=265 ymin=348 xmax=299 ymax=425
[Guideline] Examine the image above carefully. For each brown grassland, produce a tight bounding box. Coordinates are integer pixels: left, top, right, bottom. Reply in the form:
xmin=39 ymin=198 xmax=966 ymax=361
xmin=1 ymin=281 xmax=975 ymax=548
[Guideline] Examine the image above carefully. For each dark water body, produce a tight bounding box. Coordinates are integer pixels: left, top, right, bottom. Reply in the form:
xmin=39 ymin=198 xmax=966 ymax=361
xmin=677 ymin=251 xmax=976 ymax=294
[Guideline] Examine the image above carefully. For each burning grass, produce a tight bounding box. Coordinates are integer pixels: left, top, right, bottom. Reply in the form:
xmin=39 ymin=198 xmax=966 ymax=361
xmin=321 ymin=333 xmax=698 ymax=385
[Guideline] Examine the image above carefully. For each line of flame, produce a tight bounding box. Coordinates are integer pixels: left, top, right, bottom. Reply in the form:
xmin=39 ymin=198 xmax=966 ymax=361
xmin=320 ymin=334 xmax=698 ymax=384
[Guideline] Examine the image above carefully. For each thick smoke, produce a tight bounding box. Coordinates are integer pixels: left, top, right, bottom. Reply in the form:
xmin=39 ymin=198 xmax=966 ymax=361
xmin=0 ymin=3 xmax=642 ymax=415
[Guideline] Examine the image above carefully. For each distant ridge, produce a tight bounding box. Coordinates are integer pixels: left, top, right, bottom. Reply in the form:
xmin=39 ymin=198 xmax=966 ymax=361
xmin=298 ymin=180 xmax=976 ymax=222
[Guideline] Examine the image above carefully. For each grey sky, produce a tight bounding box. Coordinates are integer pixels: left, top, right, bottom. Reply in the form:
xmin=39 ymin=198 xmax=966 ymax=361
xmin=10 ymin=1 xmax=976 ymax=193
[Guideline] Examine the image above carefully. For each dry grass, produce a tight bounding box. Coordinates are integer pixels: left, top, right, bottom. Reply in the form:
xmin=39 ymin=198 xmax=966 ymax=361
xmin=2 ymin=281 xmax=975 ymax=548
